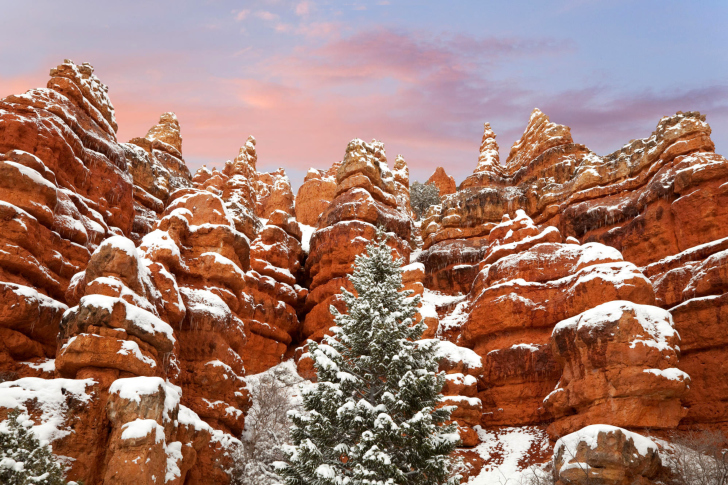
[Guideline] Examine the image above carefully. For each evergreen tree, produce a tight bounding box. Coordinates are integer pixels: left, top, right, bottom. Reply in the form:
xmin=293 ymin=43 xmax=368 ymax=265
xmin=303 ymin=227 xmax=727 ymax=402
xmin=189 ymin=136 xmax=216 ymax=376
xmin=0 ymin=409 xmax=67 ymax=485
xmin=410 ymin=182 xmax=441 ymax=220
xmin=276 ymin=229 xmax=460 ymax=485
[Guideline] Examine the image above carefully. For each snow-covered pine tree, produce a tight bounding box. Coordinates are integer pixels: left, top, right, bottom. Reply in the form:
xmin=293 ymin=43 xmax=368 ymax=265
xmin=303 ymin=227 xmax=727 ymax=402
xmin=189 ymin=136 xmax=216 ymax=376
xmin=276 ymin=229 xmax=460 ymax=485
xmin=0 ymin=409 xmax=67 ymax=485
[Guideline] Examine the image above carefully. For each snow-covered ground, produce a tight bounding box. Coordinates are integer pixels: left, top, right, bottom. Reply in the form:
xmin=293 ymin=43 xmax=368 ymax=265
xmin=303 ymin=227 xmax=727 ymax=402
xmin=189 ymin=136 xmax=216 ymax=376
xmin=467 ymin=426 xmax=551 ymax=484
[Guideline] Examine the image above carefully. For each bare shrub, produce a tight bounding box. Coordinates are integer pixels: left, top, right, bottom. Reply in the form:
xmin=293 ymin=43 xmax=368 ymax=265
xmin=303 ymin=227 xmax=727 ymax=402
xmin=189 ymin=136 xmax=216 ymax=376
xmin=231 ymin=366 xmax=303 ymax=485
xmin=663 ymin=429 xmax=728 ymax=485
xmin=518 ymin=464 xmax=556 ymax=485
xmin=410 ymin=181 xmax=441 ymax=219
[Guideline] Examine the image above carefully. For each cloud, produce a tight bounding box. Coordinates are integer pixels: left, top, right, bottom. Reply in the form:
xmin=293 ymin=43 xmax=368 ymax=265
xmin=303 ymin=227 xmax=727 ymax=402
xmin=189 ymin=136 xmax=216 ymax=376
xmin=295 ymin=1 xmax=311 ymax=16
xmin=234 ymin=9 xmax=250 ymax=21
xmin=4 ymin=25 xmax=724 ymax=192
xmin=255 ymin=10 xmax=280 ymax=21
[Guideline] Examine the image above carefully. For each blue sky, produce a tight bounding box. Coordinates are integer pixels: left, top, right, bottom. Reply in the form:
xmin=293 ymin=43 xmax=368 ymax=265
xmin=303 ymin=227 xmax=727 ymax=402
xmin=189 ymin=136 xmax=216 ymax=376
xmin=1 ymin=0 xmax=726 ymax=189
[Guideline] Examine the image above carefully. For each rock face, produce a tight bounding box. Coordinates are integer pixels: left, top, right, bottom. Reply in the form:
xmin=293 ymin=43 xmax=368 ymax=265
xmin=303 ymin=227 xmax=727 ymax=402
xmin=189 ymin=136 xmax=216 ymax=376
xmin=426 ymin=166 xmax=456 ymax=196
xmin=421 ymin=111 xmax=720 ymax=266
xmin=473 ymin=122 xmax=499 ymax=173
xmin=545 ymin=301 xmax=689 ymax=438
xmin=300 ymin=139 xmax=412 ymax=358
xmin=255 ymin=168 xmax=295 ymax=219
xmin=392 ymin=155 xmax=415 ymax=217
xmin=643 ymin=236 xmax=728 ymax=432
xmin=294 ymin=162 xmax=339 ymax=227
xmin=125 ymin=112 xmax=192 ymax=242
xmin=3 ymin=59 xmax=728 ymax=485
xmin=437 ymin=212 xmax=665 ymax=430
xmin=553 ymin=425 xmax=663 ymax=485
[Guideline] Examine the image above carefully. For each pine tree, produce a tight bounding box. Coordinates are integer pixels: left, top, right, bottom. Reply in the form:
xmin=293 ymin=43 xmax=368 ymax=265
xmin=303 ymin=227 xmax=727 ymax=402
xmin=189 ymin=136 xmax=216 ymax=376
xmin=0 ymin=409 xmax=68 ymax=485
xmin=410 ymin=182 xmax=441 ymax=220
xmin=276 ymin=229 xmax=460 ymax=485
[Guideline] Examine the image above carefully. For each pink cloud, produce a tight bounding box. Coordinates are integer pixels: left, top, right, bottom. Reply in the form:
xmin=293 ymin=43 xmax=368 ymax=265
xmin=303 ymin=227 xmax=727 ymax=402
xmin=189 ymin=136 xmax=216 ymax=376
xmin=256 ymin=11 xmax=279 ymax=21
xmin=234 ymin=9 xmax=250 ymax=21
xmin=295 ymin=1 xmax=311 ymax=16
xmin=2 ymin=27 xmax=725 ymax=193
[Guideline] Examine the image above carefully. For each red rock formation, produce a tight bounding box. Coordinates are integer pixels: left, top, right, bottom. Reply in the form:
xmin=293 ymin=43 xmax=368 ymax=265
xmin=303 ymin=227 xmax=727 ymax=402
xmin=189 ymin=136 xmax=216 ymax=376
xmin=294 ymin=163 xmax=339 ymax=227
xmin=553 ymin=425 xmax=663 ymax=485
xmin=438 ymin=212 xmax=657 ymax=428
xmin=0 ymin=60 xmax=134 ymax=385
xmin=545 ymin=301 xmax=688 ymax=438
xmin=392 ymin=154 xmax=415 ymax=217
xmin=4 ymin=58 xmax=728 ymax=485
xmin=125 ymin=112 xmax=192 ymax=242
xmin=255 ymin=168 xmax=295 ymax=219
xmin=300 ymin=139 xmax=411 ymax=358
xmin=191 ymin=136 xmax=262 ymax=240
xmin=421 ymin=111 xmax=721 ymax=268
xmin=643 ymin=236 xmax=728 ymax=432
xmin=426 ymin=166 xmax=456 ymax=196
xmin=435 ymin=341 xmax=483 ymax=447
xmin=473 ymin=122 xmax=499 ymax=174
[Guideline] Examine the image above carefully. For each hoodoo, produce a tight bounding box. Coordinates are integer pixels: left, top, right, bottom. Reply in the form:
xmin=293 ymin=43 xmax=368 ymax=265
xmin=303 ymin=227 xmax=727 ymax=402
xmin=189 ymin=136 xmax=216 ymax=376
xmin=1 ymin=59 xmax=728 ymax=484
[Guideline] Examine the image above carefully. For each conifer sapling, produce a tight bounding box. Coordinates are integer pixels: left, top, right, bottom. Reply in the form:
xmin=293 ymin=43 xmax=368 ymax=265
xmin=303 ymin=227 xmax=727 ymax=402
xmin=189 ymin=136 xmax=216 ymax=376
xmin=0 ymin=409 xmax=68 ymax=485
xmin=276 ymin=228 xmax=460 ymax=485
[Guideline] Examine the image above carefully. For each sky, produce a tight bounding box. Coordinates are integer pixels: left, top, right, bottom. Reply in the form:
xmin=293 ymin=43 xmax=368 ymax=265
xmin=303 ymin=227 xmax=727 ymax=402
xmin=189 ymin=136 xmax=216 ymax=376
xmin=1 ymin=0 xmax=727 ymax=190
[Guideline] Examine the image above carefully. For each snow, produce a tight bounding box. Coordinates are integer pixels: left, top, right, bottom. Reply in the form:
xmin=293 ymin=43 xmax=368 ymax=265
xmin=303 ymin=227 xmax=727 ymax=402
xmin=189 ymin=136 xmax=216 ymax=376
xmin=201 ymin=252 xmax=246 ymax=279
xmin=437 ymin=300 xmax=470 ymax=333
xmin=643 ymin=368 xmax=690 ymax=382
xmin=429 ymin=340 xmax=482 ymax=369
xmin=553 ymin=300 xmax=678 ymax=353
xmin=79 ymin=294 xmax=175 ymax=344
xmin=468 ymin=426 xmax=550 ymax=484
xmin=118 ymin=339 xmax=157 ymax=368
xmin=121 ymin=419 xmax=165 ymax=443
xmin=315 ymin=464 xmax=336 ymax=479
xmin=402 ymin=262 xmax=425 ymax=274
xmin=21 ymin=359 xmax=56 ymax=373
xmin=421 ymin=288 xmax=466 ymax=307
xmin=165 ymin=441 xmax=183 ymax=482
xmin=555 ymin=424 xmax=657 ymax=457
xmin=109 ymin=376 xmax=165 ymax=402
xmin=180 ymin=287 xmax=231 ymax=323
xmin=440 ymin=395 xmax=481 ymax=406
xmin=5 ymin=161 xmax=57 ymax=191
xmin=177 ymin=405 xmax=213 ymax=433
xmin=141 ymin=229 xmax=183 ymax=262
xmin=299 ymin=223 xmax=316 ymax=253
xmin=0 ymin=377 xmax=95 ymax=443
xmin=445 ymin=373 xmax=477 ymax=386
xmin=4 ymin=282 xmax=68 ymax=313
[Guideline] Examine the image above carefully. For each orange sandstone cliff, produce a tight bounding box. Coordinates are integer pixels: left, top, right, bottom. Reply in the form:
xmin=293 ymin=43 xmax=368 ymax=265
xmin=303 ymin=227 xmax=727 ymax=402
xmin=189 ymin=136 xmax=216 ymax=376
xmin=1 ymin=61 xmax=728 ymax=484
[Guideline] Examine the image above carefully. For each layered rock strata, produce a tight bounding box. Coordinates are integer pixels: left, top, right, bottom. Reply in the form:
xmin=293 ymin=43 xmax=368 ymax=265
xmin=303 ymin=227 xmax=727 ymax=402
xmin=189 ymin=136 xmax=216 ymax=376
xmin=553 ymin=425 xmax=664 ymax=485
xmin=437 ymin=211 xmax=672 ymax=432
xmin=294 ymin=162 xmax=339 ymax=227
xmin=300 ymin=138 xmax=412 ymax=347
xmin=426 ymin=166 xmax=456 ymax=196
xmin=420 ymin=110 xmax=722 ymax=280
xmin=124 ymin=112 xmax=192 ymax=242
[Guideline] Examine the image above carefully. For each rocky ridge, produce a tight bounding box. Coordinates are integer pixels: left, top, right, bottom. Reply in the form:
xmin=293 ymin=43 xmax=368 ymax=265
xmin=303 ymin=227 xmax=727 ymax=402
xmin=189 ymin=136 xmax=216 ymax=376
xmin=1 ymin=61 xmax=728 ymax=484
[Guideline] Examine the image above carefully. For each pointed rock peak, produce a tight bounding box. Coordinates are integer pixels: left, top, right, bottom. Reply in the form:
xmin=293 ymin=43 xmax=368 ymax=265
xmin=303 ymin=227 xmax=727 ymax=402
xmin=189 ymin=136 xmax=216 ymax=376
xmin=506 ymin=108 xmax=573 ymax=169
xmin=236 ymin=135 xmax=258 ymax=168
xmin=475 ymin=122 xmax=500 ymax=173
xmin=145 ymin=112 xmax=183 ymax=154
xmin=338 ymin=138 xmax=394 ymax=193
xmin=483 ymin=209 xmax=563 ymax=264
xmin=392 ymin=155 xmax=410 ymax=188
xmin=49 ymin=59 xmax=118 ymax=133
xmin=426 ymin=167 xmax=456 ymax=196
